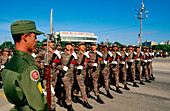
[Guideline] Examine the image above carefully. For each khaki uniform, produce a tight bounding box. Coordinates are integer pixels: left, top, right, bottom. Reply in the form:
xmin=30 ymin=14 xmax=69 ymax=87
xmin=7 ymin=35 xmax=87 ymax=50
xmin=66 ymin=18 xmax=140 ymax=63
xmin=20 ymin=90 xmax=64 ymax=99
xmin=35 ymin=50 xmax=59 ymax=109
xmin=135 ymin=51 xmax=142 ymax=80
xmin=141 ymin=52 xmax=149 ymax=79
xmin=61 ymin=51 xmax=75 ymax=105
xmin=100 ymin=51 xmax=110 ymax=90
xmin=127 ymin=51 xmax=136 ymax=82
xmin=88 ymin=51 xmax=100 ymax=96
xmin=119 ymin=51 xmax=128 ymax=85
xmin=76 ymin=51 xmax=89 ymax=102
xmin=148 ymin=52 xmax=154 ymax=78
xmin=0 ymin=55 xmax=8 ymax=84
xmin=110 ymin=51 xmax=119 ymax=87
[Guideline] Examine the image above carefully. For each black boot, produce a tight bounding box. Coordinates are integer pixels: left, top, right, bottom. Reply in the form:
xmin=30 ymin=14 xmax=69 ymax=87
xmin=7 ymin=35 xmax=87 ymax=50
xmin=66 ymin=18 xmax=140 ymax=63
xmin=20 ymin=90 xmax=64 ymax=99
xmin=97 ymin=95 xmax=105 ymax=104
xmin=67 ymin=105 xmax=74 ymax=111
xmin=51 ymin=108 xmax=56 ymax=111
xmin=124 ymin=85 xmax=130 ymax=90
xmin=149 ymin=76 xmax=154 ymax=81
xmin=116 ymin=87 xmax=123 ymax=94
xmin=152 ymin=74 xmax=156 ymax=79
xmin=72 ymin=96 xmax=77 ymax=103
xmin=106 ymin=90 xmax=114 ymax=99
xmin=145 ymin=78 xmax=151 ymax=83
xmin=57 ymin=99 xmax=64 ymax=107
xmin=0 ymin=83 xmax=2 ymax=89
xmin=87 ymin=92 xmax=91 ymax=98
xmin=133 ymin=82 xmax=139 ymax=87
xmin=140 ymin=81 xmax=145 ymax=85
xmin=83 ymin=101 xmax=93 ymax=109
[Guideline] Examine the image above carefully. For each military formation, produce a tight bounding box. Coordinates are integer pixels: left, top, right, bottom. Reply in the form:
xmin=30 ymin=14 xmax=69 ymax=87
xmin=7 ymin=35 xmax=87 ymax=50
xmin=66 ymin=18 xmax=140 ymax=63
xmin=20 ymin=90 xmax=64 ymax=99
xmin=0 ymin=20 xmax=159 ymax=111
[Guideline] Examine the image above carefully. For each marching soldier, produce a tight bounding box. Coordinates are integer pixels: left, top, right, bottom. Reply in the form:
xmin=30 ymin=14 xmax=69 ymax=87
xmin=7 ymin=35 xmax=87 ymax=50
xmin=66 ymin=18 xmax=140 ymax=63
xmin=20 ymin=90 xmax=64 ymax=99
xmin=110 ymin=44 xmax=122 ymax=93
xmin=100 ymin=43 xmax=114 ymax=98
xmin=148 ymin=46 xmax=155 ymax=80
xmin=61 ymin=42 xmax=77 ymax=111
xmin=87 ymin=42 xmax=105 ymax=104
xmin=135 ymin=45 xmax=145 ymax=85
xmin=119 ymin=45 xmax=130 ymax=90
xmin=74 ymin=42 xmax=93 ymax=109
xmin=2 ymin=20 xmax=49 ymax=110
xmin=35 ymin=39 xmax=57 ymax=110
xmin=141 ymin=46 xmax=151 ymax=83
xmin=127 ymin=45 xmax=139 ymax=87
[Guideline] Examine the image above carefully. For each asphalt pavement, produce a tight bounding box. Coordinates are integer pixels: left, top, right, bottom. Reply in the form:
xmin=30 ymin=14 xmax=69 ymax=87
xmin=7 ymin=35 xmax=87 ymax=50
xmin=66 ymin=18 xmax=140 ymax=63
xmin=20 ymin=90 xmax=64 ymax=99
xmin=0 ymin=57 xmax=170 ymax=111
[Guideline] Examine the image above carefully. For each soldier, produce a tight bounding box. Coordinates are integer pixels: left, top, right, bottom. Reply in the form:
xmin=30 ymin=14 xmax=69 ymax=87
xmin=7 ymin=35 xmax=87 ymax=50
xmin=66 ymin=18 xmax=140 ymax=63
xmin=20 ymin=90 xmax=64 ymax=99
xmin=35 ymin=39 xmax=57 ymax=110
xmin=100 ymin=43 xmax=114 ymax=98
xmin=110 ymin=44 xmax=122 ymax=93
xmin=119 ymin=45 xmax=130 ymax=90
xmin=141 ymin=46 xmax=151 ymax=83
xmin=74 ymin=42 xmax=93 ymax=109
xmin=127 ymin=45 xmax=139 ymax=87
xmin=2 ymin=20 xmax=49 ymax=110
xmin=148 ymin=46 xmax=155 ymax=80
xmin=87 ymin=42 xmax=105 ymax=104
xmin=61 ymin=42 xmax=77 ymax=111
xmin=0 ymin=48 xmax=12 ymax=89
xmin=135 ymin=45 xmax=145 ymax=85
xmin=98 ymin=44 xmax=102 ymax=51
xmin=42 ymin=42 xmax=47 ymax=50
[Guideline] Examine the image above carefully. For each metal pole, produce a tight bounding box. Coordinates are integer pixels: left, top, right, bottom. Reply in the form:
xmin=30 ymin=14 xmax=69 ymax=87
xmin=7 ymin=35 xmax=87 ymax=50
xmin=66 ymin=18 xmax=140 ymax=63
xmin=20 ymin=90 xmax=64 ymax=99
xmin=139 ymin=9 xmax=143 ymax=52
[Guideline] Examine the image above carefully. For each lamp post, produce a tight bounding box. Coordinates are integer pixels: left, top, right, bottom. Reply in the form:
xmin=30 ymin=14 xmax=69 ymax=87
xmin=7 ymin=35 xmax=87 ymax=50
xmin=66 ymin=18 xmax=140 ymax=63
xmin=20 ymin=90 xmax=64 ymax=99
xmin=135 ymin=0 xmax=148 ymax=51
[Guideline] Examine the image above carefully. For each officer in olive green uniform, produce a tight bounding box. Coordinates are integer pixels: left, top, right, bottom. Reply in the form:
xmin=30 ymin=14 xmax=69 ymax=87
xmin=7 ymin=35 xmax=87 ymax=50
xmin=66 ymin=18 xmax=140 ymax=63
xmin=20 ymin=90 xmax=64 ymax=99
xmin=2 ymin=20 xmax=49 ymax=110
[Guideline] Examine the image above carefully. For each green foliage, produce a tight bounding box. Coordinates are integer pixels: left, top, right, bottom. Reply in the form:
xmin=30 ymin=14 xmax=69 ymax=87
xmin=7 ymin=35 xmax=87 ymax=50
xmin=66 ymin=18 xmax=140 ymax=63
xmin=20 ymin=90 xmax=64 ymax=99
xmin=0 ymin=41 xmax=14 ymax=50
xmin=113 ymin=41 xmax=122 ymax=47
xmin=152 ymin=44 xmax=170 ymax=52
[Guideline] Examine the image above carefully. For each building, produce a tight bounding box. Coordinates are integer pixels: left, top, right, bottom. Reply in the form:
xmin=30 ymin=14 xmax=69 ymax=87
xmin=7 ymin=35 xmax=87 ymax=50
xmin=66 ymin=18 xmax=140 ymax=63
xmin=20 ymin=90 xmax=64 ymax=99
xmin=53 ymin=31 xmax=97 ymax=43
xmin=159 ymin=40 xmax=170 ymax=45
xmin=142 ymin=40 xmax=158 ymax=46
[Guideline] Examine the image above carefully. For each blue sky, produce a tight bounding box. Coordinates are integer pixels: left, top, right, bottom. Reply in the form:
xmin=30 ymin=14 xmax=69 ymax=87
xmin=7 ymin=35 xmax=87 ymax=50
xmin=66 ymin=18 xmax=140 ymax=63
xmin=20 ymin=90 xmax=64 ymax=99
xmin=0 ymin=0 xmax=170 ymax=45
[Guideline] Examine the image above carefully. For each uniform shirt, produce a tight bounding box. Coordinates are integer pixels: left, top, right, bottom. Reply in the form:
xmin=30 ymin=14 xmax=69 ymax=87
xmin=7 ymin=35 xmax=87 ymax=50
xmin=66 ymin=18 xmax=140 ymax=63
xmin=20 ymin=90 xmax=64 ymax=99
xmin=76 ymin=51 xmax=89 ymax=70
xmin=2 ymin=50 xmax=49 ymax=110
xmin=88 ymin=51 xmax=100 ymax=69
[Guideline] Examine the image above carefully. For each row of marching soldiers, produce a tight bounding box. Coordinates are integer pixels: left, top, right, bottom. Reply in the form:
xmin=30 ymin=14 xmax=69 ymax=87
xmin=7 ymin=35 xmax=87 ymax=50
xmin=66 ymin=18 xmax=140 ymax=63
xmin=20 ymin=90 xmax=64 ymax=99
xmin=32 ymin=41 xmax=155 ymax=111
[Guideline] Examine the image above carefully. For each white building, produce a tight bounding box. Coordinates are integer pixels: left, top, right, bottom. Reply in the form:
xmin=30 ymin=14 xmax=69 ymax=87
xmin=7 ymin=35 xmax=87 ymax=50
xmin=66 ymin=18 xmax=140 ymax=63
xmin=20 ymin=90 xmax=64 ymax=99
xmin=53 ymin=31 xmax=97 ymax=43
xmin=159 ymin=40 xmax=170 ymax=45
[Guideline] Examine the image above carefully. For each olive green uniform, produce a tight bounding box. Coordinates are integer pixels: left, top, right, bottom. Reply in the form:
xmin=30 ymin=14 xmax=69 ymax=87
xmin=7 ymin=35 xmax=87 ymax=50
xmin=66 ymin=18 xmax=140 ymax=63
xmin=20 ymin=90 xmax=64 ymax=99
xmin=2 ymin=50 xmax=49 ymax=110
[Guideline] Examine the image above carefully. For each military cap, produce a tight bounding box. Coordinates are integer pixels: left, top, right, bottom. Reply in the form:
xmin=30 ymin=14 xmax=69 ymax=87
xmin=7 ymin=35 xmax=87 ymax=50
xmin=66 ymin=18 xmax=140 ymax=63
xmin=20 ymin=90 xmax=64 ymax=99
xmin=65 ymin=41 xmax=72 ymax=46
xmin=91 ymin=42 xmax=96 ymax=45
xmin=149 ymin=46 xmax=152 ymax=49
xmin=42 ymin=42 xmax=47 ymax=46
xmin=79 ymin=42 xmax=86 ymax=46
xmin=11 ymin=20 xmax=44 ymax=35
xmin=142 ymin=46 xmax=147 ymax=49
xmin=50 ymin=40 xmax=55 ymax=43
xmin=135 ymin=45 xmax=140 ymax=48
xmin=128 ymin=45 xmax=133 ymax=48
xmin=4 ymin=48 xmax=10 ymax=52
xmin=112 ymin=44 xmax=117 ymax=47
xmin=102 ymin=43 xmax=107 ymax=47
xmin=121 ymin=45 xmax=126 ymax=48
xmin=108 ymin=45 xmax=112 ymax=48
xmin=146 ymin=47 xmax=149 ymax=49
xmin=117 ymin=46 xmax=120 ymax=48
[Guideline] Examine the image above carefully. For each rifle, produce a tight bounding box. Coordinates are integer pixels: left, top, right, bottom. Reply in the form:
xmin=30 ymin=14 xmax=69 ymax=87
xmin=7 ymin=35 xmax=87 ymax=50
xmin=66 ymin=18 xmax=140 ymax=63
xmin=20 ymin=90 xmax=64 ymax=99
xmin=61 ymin=55 xmax=74 ymax=78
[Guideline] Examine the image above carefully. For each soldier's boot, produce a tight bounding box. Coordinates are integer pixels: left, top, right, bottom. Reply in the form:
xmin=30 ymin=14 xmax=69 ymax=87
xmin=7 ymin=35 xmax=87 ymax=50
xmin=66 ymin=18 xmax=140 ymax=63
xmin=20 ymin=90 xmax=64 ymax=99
xmin=106 ymin=90 xmax=114 ymax=99
xmin=140 ymin=81 xmax=145 ymax=85
xmin=145 ymin=78 xmax=151 ymax=83
xmin=124 ymin=85 xmax=130 ymax=90
xmin=72 ymin=96 xmax=78 ymax=103
xmin=83 ymin=101 xmax=93 ymax=109
xmin=152 ymin=74 xmax=156 ymax=79
xmin=133 ymin=82 xmax=139 ymax=87
xmin=97 ymin=95 xmax=105 ymax=104
xmin=0 ymin=83 xmax=2 ymax=89
xmin=149 ymin=76 xmax=155 ymax=81
xmin=67 ymin=105 xmax=74 ymax=111
xmin=51 ymin=108 xmax=56 ymax=111
xmin=116 ymin=87 xmax=123 ymax=94
xmin=57 ymin=99 xmax=64 ymax=107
